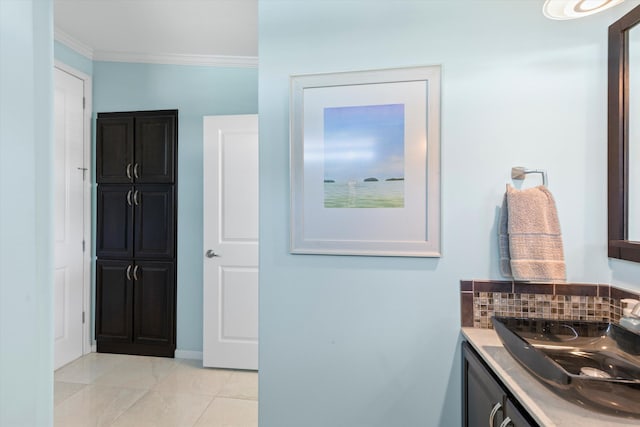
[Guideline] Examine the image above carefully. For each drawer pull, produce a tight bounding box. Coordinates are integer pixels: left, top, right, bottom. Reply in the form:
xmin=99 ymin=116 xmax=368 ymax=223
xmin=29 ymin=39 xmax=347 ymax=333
xmin=489 ymin=402 xmax=502 ymax=427
xmin=499 ymin=417 xmax=512 ymax=427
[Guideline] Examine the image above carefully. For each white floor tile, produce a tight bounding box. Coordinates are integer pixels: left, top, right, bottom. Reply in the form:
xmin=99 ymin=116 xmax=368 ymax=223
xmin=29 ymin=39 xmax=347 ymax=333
xmin=55 ymin=352 xmax=131 ymax=384
xmin=53 ymin=353 xmax=259 ymax=426
xmin=54 ymin=382 xmax=87 ymax=406
xmin=219 ymin=371 xmax=258 ymax=401
xmin=154 ymin=359 xmax=233 ymax=397
xmin=194 ymin=397 xmax=258 ymax=427
xmin=54 ymin=384 xmax=146 ymax=427
xmin=92 ymin=355 xmax=178 ymax=390
xmin=110 ymin=390 xmax=213 ymax=427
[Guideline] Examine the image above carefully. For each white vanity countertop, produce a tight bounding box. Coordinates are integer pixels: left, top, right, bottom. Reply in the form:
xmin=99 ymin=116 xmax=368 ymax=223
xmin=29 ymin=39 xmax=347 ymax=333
xmin=461 ymin=327 xmax=640 ymax=427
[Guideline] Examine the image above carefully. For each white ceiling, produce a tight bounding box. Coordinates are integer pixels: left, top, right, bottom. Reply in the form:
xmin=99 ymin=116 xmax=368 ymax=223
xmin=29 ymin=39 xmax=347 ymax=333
xmin=54 ymin=0 xmax=258 ymax=65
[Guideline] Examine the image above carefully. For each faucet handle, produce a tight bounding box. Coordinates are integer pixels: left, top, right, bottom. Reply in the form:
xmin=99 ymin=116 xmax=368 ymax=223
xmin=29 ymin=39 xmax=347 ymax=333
xmin=621 ymin=299 xmax=640 ymax=317
xmin=632 ymin=302 xmax=640 ymax=318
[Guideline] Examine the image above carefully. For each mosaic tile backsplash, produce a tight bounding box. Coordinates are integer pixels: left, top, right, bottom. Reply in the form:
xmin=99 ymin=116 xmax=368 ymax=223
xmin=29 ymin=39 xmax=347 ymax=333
xmin=460 ymin=280 xmax=640 ymax=329
xmin=473 ymin=293 xmax=610 ymax=329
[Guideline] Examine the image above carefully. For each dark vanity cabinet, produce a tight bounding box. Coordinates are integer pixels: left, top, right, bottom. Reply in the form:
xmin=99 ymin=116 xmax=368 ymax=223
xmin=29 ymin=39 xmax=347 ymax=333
xmin=96 ymin=110 xmax=177 ymax=358
xmin=463 ymin=342 xmax=536 ymax=427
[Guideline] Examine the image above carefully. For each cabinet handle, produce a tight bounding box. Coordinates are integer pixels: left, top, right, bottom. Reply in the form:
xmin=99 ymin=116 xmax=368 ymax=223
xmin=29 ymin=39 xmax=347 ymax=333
xmin=126 ymin=264 xmax=132 ymax=281
xmin=489 ymin=402 xmax=502 ymax=427
xmin=133 ymin=163 xmax=140 ymax=180
xmin=133 ymin=190 xmax=139 ymax=206
xmin=133 ymin=265 xmax=139 ymax=281
xmin=126 ymin=163 xmax=133 ymax=181
xmin=499 ymin=417 xmax=512 ymax=427
xmin=126 ymin=189 xmax=133 ymax=206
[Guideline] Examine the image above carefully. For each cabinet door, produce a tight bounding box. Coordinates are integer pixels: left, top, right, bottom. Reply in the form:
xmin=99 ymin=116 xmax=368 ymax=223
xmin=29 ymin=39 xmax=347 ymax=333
xmin=134 ymin=114 xmax=176 ymax=183
xmin=95 ymin=260 xmax=133 ymax=344
xmin=504 ymin=399 xmax=534 ymax=427
xmin=97 ymin=185 xmax=134 ymax=259
xmin=132 ymin=261 xmax=175 ymax=348
xmin=133 ymin=185 xmax=175 ymax=259
xmin=96 ymin=117 xmax=134 ymax=183
xmin=463 ymin=342 xmax=506 ymax=427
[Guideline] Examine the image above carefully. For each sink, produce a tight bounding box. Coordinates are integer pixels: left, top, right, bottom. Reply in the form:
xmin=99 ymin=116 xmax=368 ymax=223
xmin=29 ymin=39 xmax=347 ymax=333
xmin=492 ymin=316 xmax=640 ymax=418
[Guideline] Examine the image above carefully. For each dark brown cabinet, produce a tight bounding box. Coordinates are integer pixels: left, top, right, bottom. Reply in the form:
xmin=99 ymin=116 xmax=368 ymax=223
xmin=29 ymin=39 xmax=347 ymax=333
xmin=96 ymin=117 xmax=134 ymax=184
xmin=132 ymin=261 xmax=175 ymax=348
xmin=96 ymin=186 xmax=133 ymax=259
xmin=463 ymin=342 xmax=536 ymax=427
xmin=96 ymin=110 xmax=177 ymax=358
xmin=97 ymin=185 xmax=175 ymax=259
xmin=96 ymin=260 xmax=175 ymax=357
xmin=97 ymin=111 xmax=176 ymax=184
xmin=96 ymin=260 xmax=132 ymax=344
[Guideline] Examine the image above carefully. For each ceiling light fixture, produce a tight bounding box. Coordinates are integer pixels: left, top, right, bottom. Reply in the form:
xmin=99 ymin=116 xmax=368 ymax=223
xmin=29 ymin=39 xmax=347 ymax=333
xmin=543 ymin=0 xmax=625 ymax=20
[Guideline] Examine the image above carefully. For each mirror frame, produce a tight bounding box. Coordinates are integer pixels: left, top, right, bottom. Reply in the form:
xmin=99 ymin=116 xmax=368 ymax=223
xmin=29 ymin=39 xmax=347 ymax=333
xmin=609 ymin=4 xmax=640 ymax=262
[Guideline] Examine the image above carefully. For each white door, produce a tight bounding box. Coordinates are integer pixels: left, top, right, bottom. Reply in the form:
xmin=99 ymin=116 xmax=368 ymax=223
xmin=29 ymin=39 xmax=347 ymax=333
xmin=203 ymin=115 xmax=259 ymax=370
xmin=54 ymin=67 xmax=85 ymax=369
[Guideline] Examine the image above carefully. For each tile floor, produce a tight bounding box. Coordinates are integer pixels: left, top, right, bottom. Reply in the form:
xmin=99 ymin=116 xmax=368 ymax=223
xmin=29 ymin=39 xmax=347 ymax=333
xmin=54 ymin=352 xmax=258 ymax=427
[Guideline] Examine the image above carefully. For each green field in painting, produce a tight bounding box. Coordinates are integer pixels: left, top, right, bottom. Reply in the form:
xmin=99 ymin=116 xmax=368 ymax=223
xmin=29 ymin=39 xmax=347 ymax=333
xmin=324 ymin=180 xmax=404 ymax=208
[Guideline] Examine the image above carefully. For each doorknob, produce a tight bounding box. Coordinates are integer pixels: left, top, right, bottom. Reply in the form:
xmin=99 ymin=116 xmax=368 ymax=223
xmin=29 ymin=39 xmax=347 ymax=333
xmin=205 ymin=250 xmax=220 ymax=258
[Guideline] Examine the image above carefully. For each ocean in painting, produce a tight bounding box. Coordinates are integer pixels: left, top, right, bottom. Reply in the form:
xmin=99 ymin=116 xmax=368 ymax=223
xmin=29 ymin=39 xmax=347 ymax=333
xmin=324 ymin=179 xmax=404 ymax=208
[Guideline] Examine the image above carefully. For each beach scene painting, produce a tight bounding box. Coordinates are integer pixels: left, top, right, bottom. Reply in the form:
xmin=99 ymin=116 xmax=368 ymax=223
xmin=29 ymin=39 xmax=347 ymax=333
xmin=323 ymin=103 xmax=405 ymax=208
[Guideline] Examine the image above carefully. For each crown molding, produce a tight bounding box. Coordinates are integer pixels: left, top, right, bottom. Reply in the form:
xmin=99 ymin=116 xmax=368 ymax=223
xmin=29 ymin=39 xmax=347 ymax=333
xmin=93 ymin=51 xmax=258 ymax=68
xmin=54 ymin=27 xmax=94 ymax=59
xmin=53 ymin=27 xmax=258 ymax=68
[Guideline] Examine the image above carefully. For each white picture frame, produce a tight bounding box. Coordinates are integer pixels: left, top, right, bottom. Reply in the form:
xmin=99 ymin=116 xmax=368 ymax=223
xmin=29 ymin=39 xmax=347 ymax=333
xmin=290 ymin=66 xmax=441 ymax=257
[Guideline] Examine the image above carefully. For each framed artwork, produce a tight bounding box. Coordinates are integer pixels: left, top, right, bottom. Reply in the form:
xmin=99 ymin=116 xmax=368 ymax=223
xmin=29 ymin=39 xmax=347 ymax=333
xmin=289 ymin=66 xmax=441 ymax=257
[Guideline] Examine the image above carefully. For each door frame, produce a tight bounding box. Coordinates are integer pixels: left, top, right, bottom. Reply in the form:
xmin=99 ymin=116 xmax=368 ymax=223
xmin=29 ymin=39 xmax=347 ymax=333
xmin=54 ymin=61 xmax=93 ymax=356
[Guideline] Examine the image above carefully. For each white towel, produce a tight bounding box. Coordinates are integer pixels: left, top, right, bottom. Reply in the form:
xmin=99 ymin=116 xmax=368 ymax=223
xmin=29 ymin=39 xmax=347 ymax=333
xmin=499 ymin=184 xmax=566 ymax=282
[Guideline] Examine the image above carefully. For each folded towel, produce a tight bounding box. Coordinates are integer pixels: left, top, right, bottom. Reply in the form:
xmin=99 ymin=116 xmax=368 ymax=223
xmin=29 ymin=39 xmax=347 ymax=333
xmin=499 ymin=184 xmax=566 ymax=282
xmin=498 ymin=193 xmax=513 ymax=278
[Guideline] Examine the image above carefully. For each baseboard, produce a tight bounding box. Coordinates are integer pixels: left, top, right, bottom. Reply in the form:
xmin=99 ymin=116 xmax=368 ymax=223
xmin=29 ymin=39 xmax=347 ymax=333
xmin=175 ymin=350 xmax=203 ymax=360
xmin=88 ymin=344 xmax=201 ymax=360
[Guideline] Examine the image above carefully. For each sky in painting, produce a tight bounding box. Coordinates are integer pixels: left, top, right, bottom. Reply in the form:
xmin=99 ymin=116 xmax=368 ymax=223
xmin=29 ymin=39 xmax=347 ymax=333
xmin=323 ymin=103 xmax=405 ymax=183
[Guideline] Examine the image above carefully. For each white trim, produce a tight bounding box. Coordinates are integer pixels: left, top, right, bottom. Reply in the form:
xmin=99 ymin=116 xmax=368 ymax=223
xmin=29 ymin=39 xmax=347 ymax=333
xmin=175 ymin=350 xmax=204 ymax=360
xmin=54 ymin=61 xmax=93 ymax=357
xmin=54 ymin=27 xmax=94 ymax=59
xmin=93 ymin=50 xmax=258 ymax=68
xmin=53 ymin=26 xmax=257 ymax=68
xmin=54 ymin=60 xmax=90 ymax=83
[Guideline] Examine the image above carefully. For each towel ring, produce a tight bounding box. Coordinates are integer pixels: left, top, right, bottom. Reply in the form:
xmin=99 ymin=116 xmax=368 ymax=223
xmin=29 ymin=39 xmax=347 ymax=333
xmin=511 ymin=166 xmax=548 ymax=187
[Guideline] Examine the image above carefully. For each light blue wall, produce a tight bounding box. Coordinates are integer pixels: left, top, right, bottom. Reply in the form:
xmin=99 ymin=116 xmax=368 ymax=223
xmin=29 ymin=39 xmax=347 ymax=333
xmin=258 ymin=1 xmax=640 ymax=426
xmin=54 ymin=40 xmax=93 ymax=76
xmin=93 ymin=62 xmax=258 ymax=351
xmin=0 ymin=0 xmax=54 ymax=425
